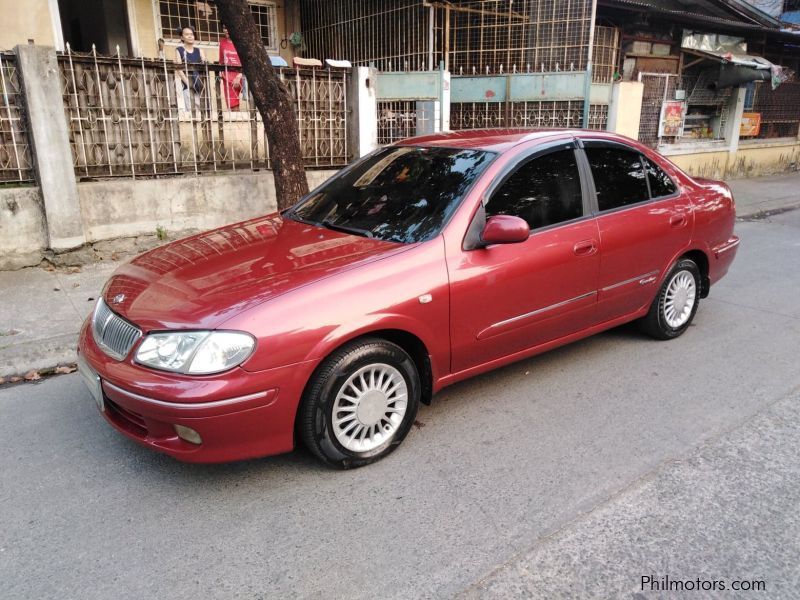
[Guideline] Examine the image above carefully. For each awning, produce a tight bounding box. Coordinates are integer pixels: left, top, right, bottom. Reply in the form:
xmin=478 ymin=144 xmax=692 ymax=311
xmin=681 ymin=31 xmax=791 ymax=89
xmin=685 ymin=48 xmax=775 ymax=87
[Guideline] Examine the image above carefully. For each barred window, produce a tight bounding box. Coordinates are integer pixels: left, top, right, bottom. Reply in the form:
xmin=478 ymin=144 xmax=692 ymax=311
xmin=158 ymin=0 xmax=278 ymax=50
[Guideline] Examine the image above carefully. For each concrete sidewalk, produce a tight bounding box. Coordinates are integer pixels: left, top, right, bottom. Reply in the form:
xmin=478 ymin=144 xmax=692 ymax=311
xmin=0 ymin=261 xmax=117 ymax=378
xmin=0 ymin=171 xmax=798 ymax=379
xmin=727 ymin=172 xmax=800 ymax=219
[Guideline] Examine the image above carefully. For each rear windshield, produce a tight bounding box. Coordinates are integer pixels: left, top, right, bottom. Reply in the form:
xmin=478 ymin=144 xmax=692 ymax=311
xmin=287 ymin=146 xmax=495 ymax=243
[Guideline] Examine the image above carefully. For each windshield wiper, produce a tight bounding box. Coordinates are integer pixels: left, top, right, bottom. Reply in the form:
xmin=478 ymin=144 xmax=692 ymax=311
xmin=321 ymin=219 xmax=374 ymax=238
xmin=284 ymin=212 xmax=316 ymax=226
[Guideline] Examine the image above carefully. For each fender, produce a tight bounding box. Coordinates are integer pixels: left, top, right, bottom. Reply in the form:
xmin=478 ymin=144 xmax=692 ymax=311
xmin=302 ymin=312 xmax=446 ymax=385
xmin=649 ymin=244 xmax=711 ymax=308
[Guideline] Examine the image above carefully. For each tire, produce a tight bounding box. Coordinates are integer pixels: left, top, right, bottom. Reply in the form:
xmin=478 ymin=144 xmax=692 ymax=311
xmin=299 ymin=338 xmax=420 ymax=469
xmin=639 ymin=258 xmax=701 ymax=340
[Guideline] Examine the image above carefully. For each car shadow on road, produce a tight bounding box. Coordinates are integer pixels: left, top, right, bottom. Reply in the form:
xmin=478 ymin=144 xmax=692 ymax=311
xmin=113 ymin=437 xmax=330 ymax=482
xmin=425 ymin=320 xmax=651 ymax=404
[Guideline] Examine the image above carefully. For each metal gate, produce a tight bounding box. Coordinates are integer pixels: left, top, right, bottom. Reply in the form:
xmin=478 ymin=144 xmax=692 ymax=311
xmin=375 ymin=70 xmax=447 ymax=145
xmin=637 ymin=72 xmax=678 ymax=148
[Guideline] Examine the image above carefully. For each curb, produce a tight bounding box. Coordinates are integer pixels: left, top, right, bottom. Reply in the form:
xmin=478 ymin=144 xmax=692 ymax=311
xmin=737 ymin=202 xmax=800 ymax=221
xmin=1 ymin=333 xmax=78 ymax=379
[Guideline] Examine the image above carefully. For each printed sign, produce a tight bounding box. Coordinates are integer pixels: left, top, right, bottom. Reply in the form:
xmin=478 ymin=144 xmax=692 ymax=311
xmin=658 ymin=101 xmax=686 ymax=137
xmin=740 ymin=113 xmax=761 ymax=137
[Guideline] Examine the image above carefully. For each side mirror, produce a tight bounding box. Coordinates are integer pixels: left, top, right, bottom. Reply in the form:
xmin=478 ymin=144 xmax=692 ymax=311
xmin=480 ymin=215 xmax=530 ymax=246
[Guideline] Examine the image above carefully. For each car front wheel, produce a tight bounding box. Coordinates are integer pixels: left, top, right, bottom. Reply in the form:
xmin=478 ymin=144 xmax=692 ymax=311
xmin=639 ymin=258 xmax=701 ymax=340
xmin=299 ymin=338 xmax=420 ymax=469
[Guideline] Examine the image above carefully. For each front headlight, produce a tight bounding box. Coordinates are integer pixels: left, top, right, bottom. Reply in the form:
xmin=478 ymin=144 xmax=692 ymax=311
xmin=135 ymin=331 xmax=255 ymax=374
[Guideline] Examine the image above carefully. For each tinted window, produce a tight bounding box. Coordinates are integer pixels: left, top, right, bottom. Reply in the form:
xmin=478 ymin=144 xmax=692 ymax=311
xmin=643 ymin=156 xmax=677 ymax=198
xmin=290 ymin=146 xmax=494 ymax=243
xmin=585 ymin=147 xmax=649 ymax=211
xmin=485 ymin=149 xmax=583 ymax=230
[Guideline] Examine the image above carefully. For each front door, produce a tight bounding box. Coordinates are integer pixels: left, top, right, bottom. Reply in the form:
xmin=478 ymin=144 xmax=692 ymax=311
xmin=448 ymin=144 xmax=600 ymax=374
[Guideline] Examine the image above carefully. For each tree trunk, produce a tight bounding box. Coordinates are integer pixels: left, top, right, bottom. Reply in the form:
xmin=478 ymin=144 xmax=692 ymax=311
xmin=215 ymin=0 xmax=309 ymax=210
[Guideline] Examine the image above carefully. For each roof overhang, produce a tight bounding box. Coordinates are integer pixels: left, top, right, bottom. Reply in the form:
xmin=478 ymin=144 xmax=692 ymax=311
xmin=680 ymin=32 xmax=788 ymax=88
xmin=687 ymin=50 xmax=775 ymax=87
xmin=598 ymin=0 xmax=800 ymax=43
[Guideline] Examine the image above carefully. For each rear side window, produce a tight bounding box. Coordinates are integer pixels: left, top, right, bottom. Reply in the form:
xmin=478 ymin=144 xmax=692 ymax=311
xmin=643 ymin=156 xmax=677 ymax=198
xmin=486 ymin=149 xmax=583 ymax=230
xmin=585 ymin=147 xmax=649 ymax=211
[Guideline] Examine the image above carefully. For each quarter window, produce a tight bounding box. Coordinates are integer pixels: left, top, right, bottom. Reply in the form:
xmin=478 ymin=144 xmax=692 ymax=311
xmin=158 ymin=0 xmax=278 ymax=50
xmin=585 ymin=147 xmax=649 ymax=211
xmin=643 ymin=156 xmax=677 ymax=198
xmin=485 ymin=150 xmax=583 ymax=230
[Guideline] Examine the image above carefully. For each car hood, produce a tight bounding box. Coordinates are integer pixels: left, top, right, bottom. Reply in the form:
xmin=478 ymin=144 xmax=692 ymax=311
xmin=103 ymin=214 xmax=409 ymax=331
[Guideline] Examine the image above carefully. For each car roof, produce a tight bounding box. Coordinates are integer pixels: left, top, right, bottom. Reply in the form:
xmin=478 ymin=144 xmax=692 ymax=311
xmin=394 ymin=128 xmax=636 ymax=153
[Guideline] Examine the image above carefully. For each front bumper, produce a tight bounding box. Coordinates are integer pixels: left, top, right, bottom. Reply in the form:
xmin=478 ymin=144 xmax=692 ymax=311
xmin=77 ymin=318 xmax=317 ymax=463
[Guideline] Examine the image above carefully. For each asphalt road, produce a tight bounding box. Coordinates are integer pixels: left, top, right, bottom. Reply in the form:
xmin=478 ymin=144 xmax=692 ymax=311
xmin=1 ymin=211 xmax=798 ymax=599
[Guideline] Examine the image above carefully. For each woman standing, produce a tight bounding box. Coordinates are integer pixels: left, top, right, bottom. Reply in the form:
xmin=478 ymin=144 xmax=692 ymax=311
xmin=219 ymin=23 xmax=243 ymax=110
xmin=175 ymin=25 xmax=206 ymax=111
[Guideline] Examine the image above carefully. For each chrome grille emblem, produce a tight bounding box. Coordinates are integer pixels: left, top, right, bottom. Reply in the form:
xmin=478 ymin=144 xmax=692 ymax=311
xmin=112 ymin=293 xmax=126 ymax=305
xmin=92 ymin=299 xmax=142 ymax=360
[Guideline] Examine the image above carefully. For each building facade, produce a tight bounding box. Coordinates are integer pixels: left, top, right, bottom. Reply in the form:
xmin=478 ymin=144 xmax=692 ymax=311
xmin=0 ymin=0 xmax=300 ymax=64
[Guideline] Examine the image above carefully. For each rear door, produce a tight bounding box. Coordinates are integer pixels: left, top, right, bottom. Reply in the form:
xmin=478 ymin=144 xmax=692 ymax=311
xmin=579 ymin=140 xmax=693 ymax=322
xmin=447 ymin=141 xmax=600 ymax=373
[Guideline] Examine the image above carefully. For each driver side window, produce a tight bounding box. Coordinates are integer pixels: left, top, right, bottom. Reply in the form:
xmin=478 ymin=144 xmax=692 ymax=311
xmin=485 ymin=149 xmax=584 ymax=230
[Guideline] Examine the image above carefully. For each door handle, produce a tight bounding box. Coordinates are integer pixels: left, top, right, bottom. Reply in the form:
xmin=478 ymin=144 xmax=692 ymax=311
xmin=573 ymin=240 xmax=597 ymax=256
xmin=670 ymin=213 xmax=688 ymax=228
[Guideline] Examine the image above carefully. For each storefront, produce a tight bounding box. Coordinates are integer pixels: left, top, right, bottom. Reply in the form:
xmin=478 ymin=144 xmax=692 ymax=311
xmin=598 ymin=0 xmax=800 ymax=177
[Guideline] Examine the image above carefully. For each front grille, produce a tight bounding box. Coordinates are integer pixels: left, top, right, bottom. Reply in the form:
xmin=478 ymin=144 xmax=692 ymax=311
xmin=92 ymin=299 xmax=142 ymax=360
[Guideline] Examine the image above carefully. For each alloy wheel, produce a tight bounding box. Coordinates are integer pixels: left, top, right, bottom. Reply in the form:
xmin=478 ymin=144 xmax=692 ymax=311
xmin=663 ymin=270 xmax=697 ymax=328
xmin=331 ymin=363 xmax=409 ymax=453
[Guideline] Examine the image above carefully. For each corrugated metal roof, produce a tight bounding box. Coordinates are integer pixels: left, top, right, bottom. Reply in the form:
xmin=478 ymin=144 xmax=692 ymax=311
xmin=599 ymin=0 xmax=800 ymax=40
xmin=602 ymin=0 xmax=747 ymax=21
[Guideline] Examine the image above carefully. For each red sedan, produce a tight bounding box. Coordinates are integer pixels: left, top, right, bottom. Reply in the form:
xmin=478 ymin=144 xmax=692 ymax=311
xmin=78 ymin=129 xmax=739 ymax=468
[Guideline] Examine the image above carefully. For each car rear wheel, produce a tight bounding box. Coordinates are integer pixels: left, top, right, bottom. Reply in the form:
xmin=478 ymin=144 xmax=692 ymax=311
xmin=639 ymin=258 xmax=700 ymax=340
xmin=299 ymin=338 xmax=420 ymax=469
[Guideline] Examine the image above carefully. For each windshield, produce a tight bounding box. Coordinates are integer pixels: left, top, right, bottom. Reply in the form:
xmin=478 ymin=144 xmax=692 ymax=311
xmin=288 ymin=146 xmax=495 ymax=243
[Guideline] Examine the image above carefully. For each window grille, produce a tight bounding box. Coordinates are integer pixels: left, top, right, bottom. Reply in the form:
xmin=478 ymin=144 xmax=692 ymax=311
xmin=592 ymin=26 xmax=619 ymax=84
xmin=157 ymin=0 xmax=278 ymax=50
xmin=750 ymin=81 xmax=800 ymax=139
xmin=301 ymin=0 xmax=593 ymax=75
xmin=377 ymin=101 xmax=435 ymax=144
xmin=450 ymin=100 xmax=605 ymax=131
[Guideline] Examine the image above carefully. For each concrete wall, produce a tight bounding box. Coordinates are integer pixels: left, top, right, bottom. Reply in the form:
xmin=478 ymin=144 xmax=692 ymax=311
xmin=663 ymin=140 xmax=800 ymax=180
xmin=79 ymin=169 xmax=337 ymax=242
xmin=607 ymin=82 xmax=643 ymax=141
xmin=664 ymin=149 xmax=732 ymax=180
xmin=0 ymin=169 xmax=337 ymax=270
xmin=130 ymin=0 xmax=158 ymax=58
xmin=730 ymin=140 xmax=800 ymax=178
xmin=1 ymin=1 xmax=57 ymax=48
xmin=0 ymin=187 xmax=47 ymax=270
